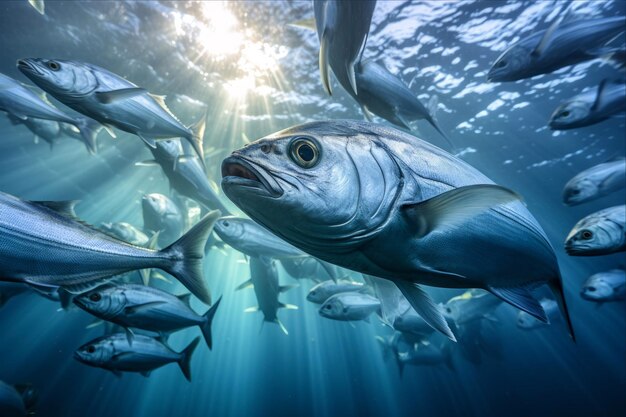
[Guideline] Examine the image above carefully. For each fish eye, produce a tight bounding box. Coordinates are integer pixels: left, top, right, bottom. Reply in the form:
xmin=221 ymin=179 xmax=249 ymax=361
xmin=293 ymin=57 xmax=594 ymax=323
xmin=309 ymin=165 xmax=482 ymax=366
xmin=289 ymin=137 xmax=319 ymax=168
xmin=581 ymin=230 xmax=593 ymax=240
xmin=446 ymin=307 xmax=451 ymax=313
xmin=560 ymin=110 xmax=570 ymax=118
xmin=324 ymin=304 xmax=332 ymax=309
xmin=86 ymin=345 xmax=96 ymax=353
xmin=587 ymin=286 xmax=596 ymax=292
xmin=223 ymin=221 xmax=229 ymax=227
xmin=89 ymin=293 xmax=101 ymax=302
xmin=47 ymin=61 xmax=60 ymax=71
xmin=496 ymin=60 xmax=507 ymax=68
xmin=571 ymin=189 xmax=580 ymax=195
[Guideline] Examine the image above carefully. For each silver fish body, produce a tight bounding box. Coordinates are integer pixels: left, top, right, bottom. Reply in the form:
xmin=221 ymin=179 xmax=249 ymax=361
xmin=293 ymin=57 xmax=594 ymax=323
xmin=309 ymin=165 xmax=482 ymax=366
xmin=517 ymin=298 xmax=560 ymax=330
xmin=565 ymin=205 xmax=626 ymax=256
xmin=306 ymin=279 xmax=364 ymax=304
xmin=319 ymin=291 xmax=380 ymax=321
xmin=0 ymin=191 xmax=217 ymax=304
xmin=100 ymin=222 xmax=150 ymax=247
xmin=580 ymin=269 xmax=626 ymax=302
xmin=562 ymin=158 xmax=626 ymax=206
xmin=142 ymin=193 xmax=184 ymax=246
xmin=441 ymin=289 xmax=502 ymax=326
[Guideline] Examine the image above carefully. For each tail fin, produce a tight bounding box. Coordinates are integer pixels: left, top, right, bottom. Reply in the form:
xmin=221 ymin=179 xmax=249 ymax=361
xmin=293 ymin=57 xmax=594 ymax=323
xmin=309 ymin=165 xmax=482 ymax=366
xmin=177 ymin=336 xmax=200 ymax=382
xmin=186 ymin=110 xmax=208 ymax=170
xmin=161 ymin=210 xmax=220 ymax=305
xmin=548 ymin=276 xmax=576 ymax=341
xmin=200 ymin=296 xmax=222 ymax=349
xmin=74 ymin=117 xmax=102 ymax=155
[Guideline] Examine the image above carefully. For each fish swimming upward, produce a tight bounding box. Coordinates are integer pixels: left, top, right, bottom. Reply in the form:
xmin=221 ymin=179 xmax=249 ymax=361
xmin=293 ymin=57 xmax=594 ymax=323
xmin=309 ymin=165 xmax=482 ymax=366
xmin=221 ymin=120 xmax=575 ymax=341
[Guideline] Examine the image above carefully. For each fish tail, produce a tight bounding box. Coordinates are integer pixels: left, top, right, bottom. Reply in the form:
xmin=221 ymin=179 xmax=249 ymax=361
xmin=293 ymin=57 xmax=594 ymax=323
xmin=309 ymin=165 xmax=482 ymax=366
xmin=548 ymin=274 xmax=576 ymax=342
xmin=177 ymin=336 xmax=200 ymax=382
xmin=186 ymin=110 xmax=208 ymax=169
xmin=161 ymin=210 xmax=220 ymax=305
xmin=74 ymin=117 xmax=102 ymax=155
xmin=200 ymin=296 xmax=222 ymax=349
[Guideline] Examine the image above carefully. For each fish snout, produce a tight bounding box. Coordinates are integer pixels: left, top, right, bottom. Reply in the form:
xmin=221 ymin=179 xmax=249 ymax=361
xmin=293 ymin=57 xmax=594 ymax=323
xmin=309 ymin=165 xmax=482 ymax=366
xmin=17 ymin=58 xmax=41 ymax=75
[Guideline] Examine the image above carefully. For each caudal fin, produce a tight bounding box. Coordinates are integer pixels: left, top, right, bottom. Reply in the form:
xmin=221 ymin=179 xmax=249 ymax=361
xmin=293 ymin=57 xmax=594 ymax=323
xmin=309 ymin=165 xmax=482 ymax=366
xmin=177 ymin=336 xmax=200 ymax=382
xmin=548 ymin=276 xmax=576 ymax=341
xmin=200 ymin=296 xmax=222 ymax=349
xmin=162 ymin=210 xmax=220 ymax=305
xmin=74 ymin=117 xmax=102 ymax=155
xmin=186 ymin=110 xmax=208 ymax=170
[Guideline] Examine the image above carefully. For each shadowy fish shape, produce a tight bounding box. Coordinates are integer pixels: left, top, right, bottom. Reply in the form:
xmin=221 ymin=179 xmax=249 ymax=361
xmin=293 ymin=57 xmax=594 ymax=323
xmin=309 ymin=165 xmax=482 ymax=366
xmin=565 ymin=205 xmax=625 ymax=256
xmin=0 ymin=380 xmax=37 ymax=417
xmin=580 ymin=269 xmax=626 ymax=302
xmin=562 ymin=157 xmax=626 ymax=206
xmin=319 ymin=292 xmax=380 ymax=322
xmin=307 ymin=279 xmax=365 ymax=304
xmin=517 ymin=298 xmax=560 ymax=330
xmin=100 ymin=222 xmax=150 ymax=247
xmin=142 ymin=193 xmax=184 ymax=246
xmin=440 ymin=289 xmax=502 ymax=326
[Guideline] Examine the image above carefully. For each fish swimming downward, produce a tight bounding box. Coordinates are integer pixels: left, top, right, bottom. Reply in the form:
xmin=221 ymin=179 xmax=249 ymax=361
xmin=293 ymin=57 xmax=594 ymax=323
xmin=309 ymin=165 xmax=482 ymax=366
xmin=0 ymin=191 xmax=218 ymax=304
xmin=562 ymin=157 xmax=626 ymax=206
xmin=17 ymin=58 xmax=207 ymax=163
xmin=221 ymin=120 xmax=576 ymax=341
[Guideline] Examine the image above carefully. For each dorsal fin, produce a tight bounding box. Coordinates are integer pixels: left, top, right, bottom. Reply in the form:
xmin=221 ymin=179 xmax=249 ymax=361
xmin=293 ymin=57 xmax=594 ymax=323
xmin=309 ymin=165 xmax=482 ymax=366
xmin=591 ymin=79 xmax=608 ymax=112
xmin=532 ymin=3 xmax=574 ymax=57
xmin=32 ymin=200 xmax=78 ymax=219
xmin=148 ymin=93 xmax=181 ymax=123
xmin=177 ymin=293 xmax=192 ymax=307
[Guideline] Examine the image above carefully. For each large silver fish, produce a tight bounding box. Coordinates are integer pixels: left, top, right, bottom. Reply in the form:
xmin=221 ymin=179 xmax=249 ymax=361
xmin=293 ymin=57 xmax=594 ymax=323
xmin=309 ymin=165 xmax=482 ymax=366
xmin=142 ymin=193 xmax=184 ymax=246
xmin=221 ymin=120 xmax=575 ymax=340
xmin=314 ymin=0 xmax=377 ymax=96
xmin=565 ymin=205 xmax=625 ymax=256
xmin=549 ymin=80 xmax=626 ymax=130
xmin=580 ymin=269 xmax=626 ymax=302
xmin=0 ymin=73 xmax=100 ymax=153
xmin=562 ymin=157 xmax=626 ymax=206
xmin=17 ymin=59 xmax=206 ymax=163
xmin=74 ymin=333 xmax=200 ymax=381
xmin=0 ymin=191 xmax=218 ymax=304
xmin=319 ymin=292 xmax=380 ymax=322
xmin=74 ymin=284 xmax=221 ymax=348
xmin=488 ymin=15 xmax=625 ymax=82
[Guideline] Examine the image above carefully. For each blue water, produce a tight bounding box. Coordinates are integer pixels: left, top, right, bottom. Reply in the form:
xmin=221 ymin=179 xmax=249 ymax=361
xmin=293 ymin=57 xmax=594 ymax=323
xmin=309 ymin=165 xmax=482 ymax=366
xmin=0 ymin=1 xmax=625 ymax=416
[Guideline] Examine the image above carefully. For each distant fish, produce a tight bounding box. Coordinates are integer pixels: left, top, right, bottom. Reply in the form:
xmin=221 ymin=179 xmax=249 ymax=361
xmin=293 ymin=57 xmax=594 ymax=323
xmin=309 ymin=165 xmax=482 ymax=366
xmin=562 ymin=157 xmax=626 ymax=206
xmin=0 ymin=73 xmax=100 ymax=153
xmin=17 ymin=59 xmax=207 ymax=164
xmin=549 ymin=80 xmax=626 ymax=130
xmin=319 ymin=292 xmax=380 ymax=322
xmin=392 ymin=310 xmax=435 ymax=341
xmin=440 ymin=289 xmax=502 ymax=326
xmin=142 ymin=193 xmax=184 ymax=246
xmin=0 ymin=380 xmax=37 ymax=417
xmin=100 ymin=222 xmax=150 ymax=247
xmin=74 ymin=284 xmax=221 ymax=349
xmin=565 ymin=205 xmax=625 ymax=256
xmin=517 ymin=298 xmax=560 ymax=330
xmin=74 ymin=333 xmax=200 ymax=381
xmin=0 ymin=191 xmax=218 ymax=305
xmin=306 ymin=279 xmax=365 ymax=304
xmin=27 ymin=0 xmax=44 ymax=15
xmin=238 ymin=256 xmax=297 ymax=335
xmin=280 ymin=256 xmax=339 ymax=281
xmin=314 ymin=0 xmax=377 ymax=96
xmin=580 ymin=269 xmax=626 ymax=302
xmin=488 ymin=15 xmax=625 ymax=82
xmin=397 ymin=342 xmax=453 ymax=372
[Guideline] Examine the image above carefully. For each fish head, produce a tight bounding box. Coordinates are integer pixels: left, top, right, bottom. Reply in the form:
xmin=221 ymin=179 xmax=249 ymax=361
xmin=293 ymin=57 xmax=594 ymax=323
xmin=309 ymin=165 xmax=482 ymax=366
xmin=306 ymin=281 xmax=330 ymax=304
xmin=101 ymin=222 xmax=133 ymax=241
xmin=221 ymin=121 xmax=402 ymax=258
xmin=319 ymin=294 xmax=348 ymax=319
xmin=487 ymin=45 xmax=533 ymax=82
xmin=73 ymin=285 xmax=125 ymax=318
xmin=562 ymin=178 xmax=597 ymax=206
xmin=17 ymin=58 xmax=97 ymax=97
xmin=214 ymin=216 xmax=247 ymax=242
xmin=440 ymin=302 xmax=459 ymax=322
xmin=565 ymin=215 xmax=623 ymax=255
xmin=580 ymin=276 xmax=614 ymax=301
xmin=549 ymin=100 xmax=589 ymax=130
xmin=74 ymin=337 xmax=113 ymax=366
xmin=142 ymin=193 xmax=168 ymax=217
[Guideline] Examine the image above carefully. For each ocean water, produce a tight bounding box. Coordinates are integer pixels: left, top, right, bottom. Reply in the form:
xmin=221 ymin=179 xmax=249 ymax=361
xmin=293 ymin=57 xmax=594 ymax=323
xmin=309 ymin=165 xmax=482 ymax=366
xmin=0 ymin=1 xmax=625 ymax=417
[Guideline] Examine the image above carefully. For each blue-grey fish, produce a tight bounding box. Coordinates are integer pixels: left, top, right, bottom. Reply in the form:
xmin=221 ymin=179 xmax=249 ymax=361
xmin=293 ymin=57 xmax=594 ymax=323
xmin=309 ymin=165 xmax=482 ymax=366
xmin=221 ymin=120 xmax=575 ymax=341
xmin=0 ymin=381 xmax=36 ymax=417
xmin=565 ymin=205 xmax=625 ymax=256
xmin=27 ymin=0 xmax=44 ymax=15
xmin=74 ymin=333 xmax=200 ymax=381
xmin=488 ymin=15 xmax=625 ymax=82
xmin=142 ymin=193 xmax=184 ymax=246
xmin=306 ymin=279 xmax=365 ymax=304
xmin=100 ymin=222 xmax=150 ymax=247
xmin=74 ymin=284 xmax=221 ymax=349
xmin=517 ymin=298 xmax=560 ymax=330
xmin=319 ymin=292 xmax=380 ymax=321
xmin=137 ymin=139 xmax=231 ymax=215
xmin=580 ymin=269 xmax=626 ymax=302
xmin=0 ymin=191 xmax=218 ymax=304
xmin=314 ymin=0 xmax=377 ymax=96
xmin=396 ymin=341 xmax=453 ymax=374
xmin=17 ymin=58 xmax=207 ymax=163
xmin=0 ymin=73 xmax=100 ymax=153
xmin=238 ymin=256 xmax=297 ymax=335
xmin=440 ymin=289 xmax=502 ymax=326
xmin=393 ymin=310 xmax=434 ymax=341
xmin=549 ymin=80 xmax=626 ymax=130
xmin=562 ymin=157 xmax=626 ymax=206
xmin=280 ymin=256 xmax=338 ymax=281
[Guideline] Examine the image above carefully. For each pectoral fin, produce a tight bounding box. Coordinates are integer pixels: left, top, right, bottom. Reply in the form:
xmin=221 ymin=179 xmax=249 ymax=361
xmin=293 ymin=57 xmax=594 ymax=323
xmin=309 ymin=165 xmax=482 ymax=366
xmin=138 ymin=134 xmax=157 ymax=149
xmin=32 ymin=200 xmax=78 ymax=219
xmin=124 ymin=301 xmax=167 ymax=316
xmin=591 ymin=79 xmax=608 ymax=112
xmin=176 ymin=293 xmax=192 ymax=307
xmin=95 ymin=88 xmax=147 ymax=104
xmin=402 ymin=185 xmax=521 ymax=238
xmin=235 ymin=279 xmax=253 ymax=291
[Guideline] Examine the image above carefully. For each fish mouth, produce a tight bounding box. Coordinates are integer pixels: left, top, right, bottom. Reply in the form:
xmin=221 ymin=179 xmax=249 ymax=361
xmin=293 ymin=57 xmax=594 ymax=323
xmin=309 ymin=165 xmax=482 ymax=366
xmin=564 ymin=242 xmax=590 ymax=256
xmin=221 ymin=155 xmax=283 ymax=198
xmin=17 ymin=59 xmax=42 ymax=76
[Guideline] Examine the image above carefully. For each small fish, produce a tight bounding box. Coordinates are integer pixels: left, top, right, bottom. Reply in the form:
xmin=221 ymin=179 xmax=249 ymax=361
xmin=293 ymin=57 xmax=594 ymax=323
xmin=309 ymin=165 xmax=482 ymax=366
xmin=565 ymin=205 xmax=625 ymax=256
xmin=27 ymin=0 xmax=44 ymax=15
xmin=549 ymin=80 xmax=626 ymax=130
xmin=0 ymin=191 xmax=218 ymax=305
xmin=142 ymin=193 xmax=184 ymax=246
xmin=580 ymin=269 xmax=626 ymax=302
xmin=562 ymin=157 xmax=626 ymax=206
xmin=100 ymin=222 xmax=150 ymax=247
xmin=392 ymin=310 xmax=435 ymax=340
xmin=517 ymin=298 xmax=560 ymax=330
xmin=0 ymin=73 xmax=100 ymax=153
xmin=238 ymin=257 xmax=297 ymax=335
xmin=306 ymin=279 xmax=365 ymax=304
xmin=314 ymin=0 xmax=377 ymax=96
xmin=221 ymin=120 xmax=575 ymax=341
xmin=488 ymin=15 xmax=625 ymax=82
xmin=396 ymin=341 xmax=454 ymax=374
xmin=0 ymin=380 xmax=37 ymax=417
xmin=74 ymin=284 xmax=221 ymax=349
xmin=440 ymin=289 xmax=502 ymax=326
xmin=319 ymin=292 xmax=380 ymax=322
xmin=74 ymin=333 xmax=200 ymax=381
xmin=17 ymin=59 xmax=207 ymax=163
